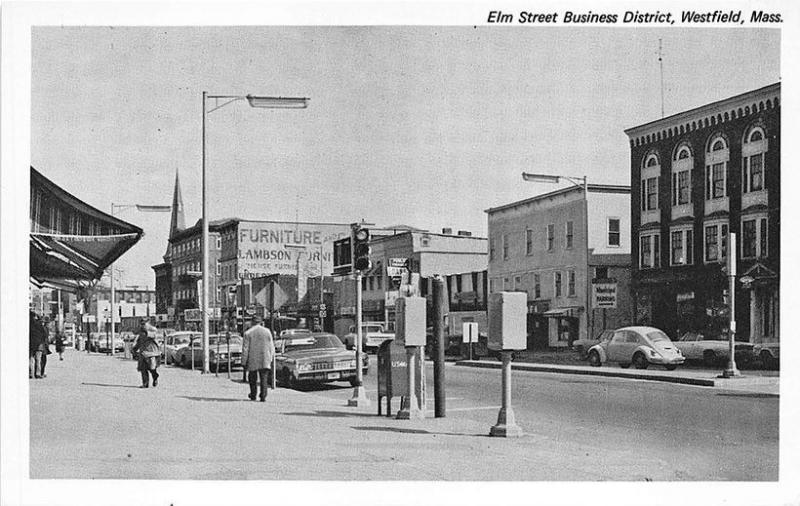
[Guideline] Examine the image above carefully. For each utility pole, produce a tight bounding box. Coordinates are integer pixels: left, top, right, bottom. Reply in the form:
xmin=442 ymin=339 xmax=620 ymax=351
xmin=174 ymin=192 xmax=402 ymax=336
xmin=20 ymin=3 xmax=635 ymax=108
xmin=432 ymin=276 xmax=447 ymax=418
xmin=721 ymin=233 xmax=740 ymax=378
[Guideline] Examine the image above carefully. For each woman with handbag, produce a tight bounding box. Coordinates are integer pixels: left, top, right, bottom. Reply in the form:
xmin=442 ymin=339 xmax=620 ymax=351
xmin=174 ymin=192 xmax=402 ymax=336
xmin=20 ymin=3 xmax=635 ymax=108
xmin=132 ymin=318 xmax=161 ymax=388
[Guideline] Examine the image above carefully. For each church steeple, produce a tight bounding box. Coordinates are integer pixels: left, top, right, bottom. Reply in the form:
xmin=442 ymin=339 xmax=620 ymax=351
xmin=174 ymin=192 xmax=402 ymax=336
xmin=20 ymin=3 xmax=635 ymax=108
xmin=163 ymin=170 xmax=186 ymax=262
xmin=169 ymin=170 xmax=185 ymax=238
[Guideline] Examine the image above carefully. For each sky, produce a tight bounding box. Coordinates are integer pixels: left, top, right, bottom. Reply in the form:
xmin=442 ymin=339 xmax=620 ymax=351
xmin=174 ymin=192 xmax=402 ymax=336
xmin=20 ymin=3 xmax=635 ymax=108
xmin=30 ymin=26 xmax=781 ymax=288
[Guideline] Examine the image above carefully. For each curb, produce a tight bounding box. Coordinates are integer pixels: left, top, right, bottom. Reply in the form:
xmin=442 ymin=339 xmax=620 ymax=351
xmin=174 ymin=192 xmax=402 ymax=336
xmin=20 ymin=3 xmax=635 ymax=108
xmin=455 ymin=360 xmax=715 ymax=387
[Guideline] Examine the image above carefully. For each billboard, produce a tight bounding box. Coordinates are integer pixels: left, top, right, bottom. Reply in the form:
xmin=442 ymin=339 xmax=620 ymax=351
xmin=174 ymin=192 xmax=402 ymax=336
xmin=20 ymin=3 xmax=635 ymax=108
xmin=237 ymin=221 xmax=351 ymax=279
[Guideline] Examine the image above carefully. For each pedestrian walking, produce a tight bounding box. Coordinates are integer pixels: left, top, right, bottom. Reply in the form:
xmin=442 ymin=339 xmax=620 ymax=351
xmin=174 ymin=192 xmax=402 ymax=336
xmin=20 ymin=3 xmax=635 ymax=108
xmin=29 ymin=312 xmax=47 ymax=379
xmin=132 ymin=318 xmax=161 ymax=388
xmin=241 ymin=317 xmax=253 ymax=383
xmin=55 ymin=331 xmax=66 ymax=360
xmin=40 ymin=317 xmax=52 ymax=378
xmin=241 ymin=315 xmax=275 ymax=402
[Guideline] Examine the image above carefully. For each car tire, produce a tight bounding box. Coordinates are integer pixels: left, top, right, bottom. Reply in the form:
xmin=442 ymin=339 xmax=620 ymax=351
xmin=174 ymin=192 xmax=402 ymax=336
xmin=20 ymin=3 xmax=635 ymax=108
xmin=588 ymin=350 xmax=601 ymax=367
xmin=703 ymin=350 xmax=717 ymax=367
xmin=633 ymin=353 xmax=649 ymax=369
xmin=664 ymin=364 xmax=677 ymax=371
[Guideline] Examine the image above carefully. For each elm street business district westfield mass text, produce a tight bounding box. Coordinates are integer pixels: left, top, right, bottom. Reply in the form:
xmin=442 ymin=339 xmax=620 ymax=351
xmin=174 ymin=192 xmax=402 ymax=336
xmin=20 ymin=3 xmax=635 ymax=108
xmin=486 ymin=9 xmax=782 ymax=25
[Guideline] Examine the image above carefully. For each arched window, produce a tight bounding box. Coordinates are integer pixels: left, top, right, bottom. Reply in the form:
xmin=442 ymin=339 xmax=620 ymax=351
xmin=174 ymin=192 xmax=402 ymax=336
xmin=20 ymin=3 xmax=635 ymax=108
xmin=742 ymin=126 xmax=767 ymax=193
xmin=705 ymin=136 xmax=728 ymax=200
xmin=641 ymin=154 xmax=660 ymax=212
xmin=672 ymin=145 xmax=693 ymax=206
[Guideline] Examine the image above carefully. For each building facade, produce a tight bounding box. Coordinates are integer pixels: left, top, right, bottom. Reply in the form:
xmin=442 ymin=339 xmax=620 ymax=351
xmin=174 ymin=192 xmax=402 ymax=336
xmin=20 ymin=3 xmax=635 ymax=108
xmin=486 ymin=184 xmax=632 ymax=349
xmin=625 ymin=83 xmax=780 ymax=344
xmin=333 ymin=229 xmax=488 ymax=336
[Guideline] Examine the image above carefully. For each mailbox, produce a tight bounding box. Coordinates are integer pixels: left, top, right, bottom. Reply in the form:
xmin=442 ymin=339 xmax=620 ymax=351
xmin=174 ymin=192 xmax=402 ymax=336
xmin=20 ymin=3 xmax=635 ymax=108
xmin=488 ymin=292 xmax=527 ymax=351
xmin=395 ymin=296 xmax=426 ymax=347
xmin=377 ymin=340 xmax=425 ymax=417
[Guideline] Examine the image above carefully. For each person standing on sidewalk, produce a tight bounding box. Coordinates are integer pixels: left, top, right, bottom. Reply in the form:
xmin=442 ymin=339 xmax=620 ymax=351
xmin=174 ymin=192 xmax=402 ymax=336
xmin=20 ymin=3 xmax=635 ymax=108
xmin=132 ymin=318 xmax=161 ymax=388
xmin=55 ymin=331 xmax=65 ymax=361
xmin=241 ymin=315 xmax=274 ymax=402
xmin=29 ymin=312 xmax=47 ymax=379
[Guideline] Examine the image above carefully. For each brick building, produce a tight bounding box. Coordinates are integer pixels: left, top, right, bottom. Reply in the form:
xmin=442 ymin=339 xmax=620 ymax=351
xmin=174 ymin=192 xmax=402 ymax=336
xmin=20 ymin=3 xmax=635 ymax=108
xmin=625 ymin=83 xmax=780 ymax=344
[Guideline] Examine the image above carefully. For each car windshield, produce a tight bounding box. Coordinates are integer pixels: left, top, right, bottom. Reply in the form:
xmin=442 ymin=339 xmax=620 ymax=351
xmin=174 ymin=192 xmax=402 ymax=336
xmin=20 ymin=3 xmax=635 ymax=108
xmin=281 ymin=334 xmax=345 ymax=352
xmin=646 ymin=330 xmax=672 ymax=343
xmin=209 ymin=335 xmax=242 ymax=346
xmin=172 ymin=335 xmax=193 ymax=345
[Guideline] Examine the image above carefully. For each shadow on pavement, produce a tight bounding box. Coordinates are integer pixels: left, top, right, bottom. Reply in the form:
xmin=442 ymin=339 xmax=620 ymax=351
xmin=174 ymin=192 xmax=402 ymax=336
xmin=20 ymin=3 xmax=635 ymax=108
xmin=352 ymin=426 xmax=490 ymax=438
xmin=81 ymin=382 xmax=140 ymax=389
xmin=716 ymin=392 xmax=777 ymax=399
xmin=282 ymin=410 xmax=373 ymax=418
xmin=177 ymin=396 xmax=248 ymax=402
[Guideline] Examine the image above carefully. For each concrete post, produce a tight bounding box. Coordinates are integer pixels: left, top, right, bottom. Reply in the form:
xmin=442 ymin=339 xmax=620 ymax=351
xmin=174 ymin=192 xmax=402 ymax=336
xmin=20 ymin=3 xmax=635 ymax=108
xmin=490 ymin=351 xmax=523 ymax=437
xmin=396 ymin=347 xmax=424 ymax=419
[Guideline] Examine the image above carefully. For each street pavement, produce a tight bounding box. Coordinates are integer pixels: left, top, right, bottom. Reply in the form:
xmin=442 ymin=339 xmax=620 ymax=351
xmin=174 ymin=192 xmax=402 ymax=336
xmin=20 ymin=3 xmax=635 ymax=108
xmin=29 ymin=348 xmax=778 ymax=482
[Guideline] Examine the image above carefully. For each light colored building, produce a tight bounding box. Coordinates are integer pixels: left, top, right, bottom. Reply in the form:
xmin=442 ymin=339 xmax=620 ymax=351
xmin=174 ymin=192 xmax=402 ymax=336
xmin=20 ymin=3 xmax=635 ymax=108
xmin=486 ymin=184 xmax=631 ymax=348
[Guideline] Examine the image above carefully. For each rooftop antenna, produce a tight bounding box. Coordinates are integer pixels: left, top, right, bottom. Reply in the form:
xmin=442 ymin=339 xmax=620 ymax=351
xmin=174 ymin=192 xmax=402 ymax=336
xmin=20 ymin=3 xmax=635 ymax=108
xmin=658 ymin=38 xmax=665 ymax=118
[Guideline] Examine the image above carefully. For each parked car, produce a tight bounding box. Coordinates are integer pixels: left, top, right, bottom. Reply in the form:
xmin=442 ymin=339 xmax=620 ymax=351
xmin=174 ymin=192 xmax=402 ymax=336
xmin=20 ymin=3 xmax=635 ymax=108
xmin=673 ymin=331 xmax=754 ymax=366
xmin=587 ymin=326 xmax=685 ymax=370
xmin=342 ymin=323 xmax=394 ymax=352
xmin=95 ymin=334 xmax=125 ymax=354
xmin=209 ymin=334 xmax=243 ymax=371
xmin=753 ymin=342 xmax=779 ymax=370
xmin=276 ymin=333 xmax=368 ymax=388
xmin=279 ymin=328 xmax=312 ymax=338
xmin=163 ymin=331 xmax=199 ymax=363
xmin=573 ymin=329 xmax=615 ymax=360
xmin=174 ymin=336 xmax=204 ymax=368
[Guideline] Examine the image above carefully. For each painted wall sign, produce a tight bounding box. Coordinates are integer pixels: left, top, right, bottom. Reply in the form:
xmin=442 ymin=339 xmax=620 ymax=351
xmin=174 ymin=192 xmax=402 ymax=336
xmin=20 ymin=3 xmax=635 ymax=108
xmin=237 ymin=222 xmax=350 ymax=278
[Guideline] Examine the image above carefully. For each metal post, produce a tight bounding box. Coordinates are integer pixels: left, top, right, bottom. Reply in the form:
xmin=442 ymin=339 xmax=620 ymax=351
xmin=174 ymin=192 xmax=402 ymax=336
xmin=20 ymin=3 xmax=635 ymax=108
xmin=722 ymin=233 xmax=739 ymax=378
xmin=583 ymin=176 xmax=590 ymax=347
xmin=225 ymin=329 xmax=231 ymax=379
xmin=396 ymin=346 xmax=424 ymax=419
xmin=348 ymin=272 xmax=370 ymax=406
xmin=432 ymin=276 xmax=446 ymax=418
xmin=490 ymin=351 xmax=523 ymax=437
xmin=270 ymin=280 xmax=277 ymax=389
xmin=201 ymin=91 xmax=210 ymax=374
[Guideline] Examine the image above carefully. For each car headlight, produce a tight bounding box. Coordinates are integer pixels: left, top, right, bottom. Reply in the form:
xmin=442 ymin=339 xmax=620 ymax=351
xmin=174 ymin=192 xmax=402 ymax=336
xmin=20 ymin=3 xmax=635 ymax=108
xmin=297 ymin=362 xmax=312 ymax=372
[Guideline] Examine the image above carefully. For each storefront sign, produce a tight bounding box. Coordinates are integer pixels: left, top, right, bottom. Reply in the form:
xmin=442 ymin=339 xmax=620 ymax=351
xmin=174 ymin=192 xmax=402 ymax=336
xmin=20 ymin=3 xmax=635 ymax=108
xmin=592 ymin=282 xmax=618 ymax=308
xmin=237 ymin=221 xmax=350 ymax=278
xmin=386 ymin=258 xmax=408 ymax=277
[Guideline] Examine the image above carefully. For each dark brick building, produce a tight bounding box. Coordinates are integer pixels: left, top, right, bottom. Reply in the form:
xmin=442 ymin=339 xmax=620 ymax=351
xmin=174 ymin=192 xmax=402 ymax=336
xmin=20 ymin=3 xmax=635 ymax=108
xmin=625 ymin=83 xmax=780 ymax=345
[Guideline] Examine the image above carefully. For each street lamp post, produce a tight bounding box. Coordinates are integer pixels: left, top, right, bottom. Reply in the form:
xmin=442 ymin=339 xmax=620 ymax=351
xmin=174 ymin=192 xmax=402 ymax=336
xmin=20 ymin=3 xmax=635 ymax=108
xmin=110 ymin=203 xmax=171 ymax=357
xmin=202 ymin=92 xmax=309 ymax=374
xmin=522 ymin=173 xmax=590 ymax=344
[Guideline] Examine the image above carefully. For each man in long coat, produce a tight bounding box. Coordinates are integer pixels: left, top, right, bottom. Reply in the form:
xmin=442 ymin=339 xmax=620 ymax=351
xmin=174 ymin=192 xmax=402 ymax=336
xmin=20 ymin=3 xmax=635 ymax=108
xmin=241 ymin=315 xmax=275 ymax=401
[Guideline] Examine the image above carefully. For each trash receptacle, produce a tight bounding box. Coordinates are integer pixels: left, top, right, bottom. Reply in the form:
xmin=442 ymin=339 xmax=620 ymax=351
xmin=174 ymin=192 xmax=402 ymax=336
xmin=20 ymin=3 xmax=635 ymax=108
xmin=377 ymin=340 xmax=425 ymax=417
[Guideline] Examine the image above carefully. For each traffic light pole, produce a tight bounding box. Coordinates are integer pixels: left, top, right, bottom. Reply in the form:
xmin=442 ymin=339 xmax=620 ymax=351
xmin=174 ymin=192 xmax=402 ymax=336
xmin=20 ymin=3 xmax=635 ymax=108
xmin=348 ymin=271 xmax=370 ymax=407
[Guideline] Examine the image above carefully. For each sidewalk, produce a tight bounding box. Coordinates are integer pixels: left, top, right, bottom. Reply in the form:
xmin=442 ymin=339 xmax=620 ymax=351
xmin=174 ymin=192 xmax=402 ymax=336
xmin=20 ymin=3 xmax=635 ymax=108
xmin=454 ymin=359 xmax=780 ymax=396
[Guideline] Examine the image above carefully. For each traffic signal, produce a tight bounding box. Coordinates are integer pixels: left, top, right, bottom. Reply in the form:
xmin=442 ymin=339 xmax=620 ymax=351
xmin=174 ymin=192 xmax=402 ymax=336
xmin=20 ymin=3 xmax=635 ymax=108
xmin=352 ymin=226 xmax=372 ymax=272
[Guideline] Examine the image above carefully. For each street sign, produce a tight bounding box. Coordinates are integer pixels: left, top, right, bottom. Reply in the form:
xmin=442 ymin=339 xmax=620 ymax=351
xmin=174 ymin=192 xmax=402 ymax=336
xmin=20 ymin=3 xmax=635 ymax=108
xmin=592 ymin=282 xmax=618 ymax=308
xmin=184 ymin=309 xmax=202 ymax=322
xmin=462 ymin=322 xmax=479 ymax=344
xmin=320 ymin=310 xmax=327 ymax=317
xmin=319 ymin=304 xmax=326 ymax=311
xmin=386 ymin=258 xmax=408 ymax=277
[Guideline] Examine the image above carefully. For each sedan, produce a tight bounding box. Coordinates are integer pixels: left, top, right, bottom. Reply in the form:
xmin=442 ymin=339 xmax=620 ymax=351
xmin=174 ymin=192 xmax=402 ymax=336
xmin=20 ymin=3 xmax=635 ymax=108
xmin=673 ymin=331 xmax=754 ymax=366
xmin=275 ymin=333 xmax=368 ymax=388
xmin=753 ymin=342 xmax=779 ymax=370
xmin=209 ymin=335 xmax=243 ymax=371
xmin=588 ymin=326 xmax=685 ymax=370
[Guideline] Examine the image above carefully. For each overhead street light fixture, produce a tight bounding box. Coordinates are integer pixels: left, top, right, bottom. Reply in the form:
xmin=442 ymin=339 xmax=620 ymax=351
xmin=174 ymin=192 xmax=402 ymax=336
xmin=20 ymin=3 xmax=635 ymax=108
xmin=246 ymin=95 xmax=309 ymax=109
xmin=521 ymin=172 xmax=561 ymax=184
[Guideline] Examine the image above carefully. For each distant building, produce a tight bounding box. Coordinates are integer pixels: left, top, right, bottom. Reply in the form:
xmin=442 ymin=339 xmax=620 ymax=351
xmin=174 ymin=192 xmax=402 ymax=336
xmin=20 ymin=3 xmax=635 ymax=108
xmin=333 ymin=228 xmax=488 ymax=337
xmin=624 ymin=83 xmax=780 ymax=344
xmin=486 ymin=184 xmax=632 ymax=349
xmin=81 ymin=286 xmax=156 ymax=333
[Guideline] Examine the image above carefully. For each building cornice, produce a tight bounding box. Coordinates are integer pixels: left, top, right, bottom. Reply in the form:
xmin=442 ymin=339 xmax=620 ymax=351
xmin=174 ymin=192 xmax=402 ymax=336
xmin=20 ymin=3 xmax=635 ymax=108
xmin=624 ymin=82 xmax=780 ymax=148
xmin=485 ymin=184 xmax=630 ymax=215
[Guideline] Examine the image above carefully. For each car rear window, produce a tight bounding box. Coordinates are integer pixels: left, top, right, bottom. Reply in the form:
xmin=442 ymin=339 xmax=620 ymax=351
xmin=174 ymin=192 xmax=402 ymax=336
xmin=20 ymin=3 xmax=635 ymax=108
xmin=646 ymin=330 xmax=671 ymax=343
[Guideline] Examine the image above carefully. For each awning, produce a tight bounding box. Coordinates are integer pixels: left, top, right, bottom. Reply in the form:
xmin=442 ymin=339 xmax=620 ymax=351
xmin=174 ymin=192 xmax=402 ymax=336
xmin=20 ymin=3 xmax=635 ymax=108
xmin=30 ymin=166 xmax=144 ymax=286
xmin=542 ymin=307 xmax=582 ymax=318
